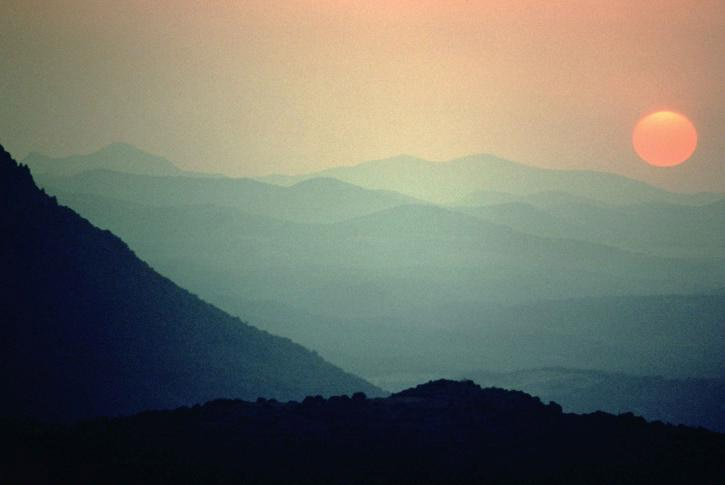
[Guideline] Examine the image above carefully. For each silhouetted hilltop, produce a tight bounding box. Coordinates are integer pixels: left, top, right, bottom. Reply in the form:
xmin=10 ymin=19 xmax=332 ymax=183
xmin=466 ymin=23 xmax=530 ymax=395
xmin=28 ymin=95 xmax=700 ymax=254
xmin=391 ymin=379 xmax=548 ymax=406
xmin=3 ymin=380 xmax=723 ymax=483
xmin=467 ymin=368 xmax=725 ymax=432
xmin=0 ymin=145 xmax=380 ymax=422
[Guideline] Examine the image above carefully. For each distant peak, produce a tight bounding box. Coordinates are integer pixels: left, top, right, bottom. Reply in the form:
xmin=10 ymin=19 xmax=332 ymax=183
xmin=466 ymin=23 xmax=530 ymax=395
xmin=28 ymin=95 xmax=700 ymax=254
xmin=87 ymin=143 xmax=181 ymax=174
xmin=21 ymin=142 xmax=181 ymax=176
xmin=97 ymin=142 xmax=147 ymax=155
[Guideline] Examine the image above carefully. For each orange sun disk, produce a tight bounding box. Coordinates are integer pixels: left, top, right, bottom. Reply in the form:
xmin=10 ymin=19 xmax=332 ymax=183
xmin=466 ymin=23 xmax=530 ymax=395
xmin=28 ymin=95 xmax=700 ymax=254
xmin=632 ymin=111 xmax=697 ymax=167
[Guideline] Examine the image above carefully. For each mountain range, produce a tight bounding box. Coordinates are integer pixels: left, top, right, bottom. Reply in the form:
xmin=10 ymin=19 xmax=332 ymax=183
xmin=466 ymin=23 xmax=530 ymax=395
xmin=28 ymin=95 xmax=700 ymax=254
xmin=34 ymin=170 xmax=420 ymax=224
xmin=0 ymin=145 xmax=379 ymax=422
xmin=456 ymin=198 xmax=725 ymax=258
xmin=16 ymin=143 xmax=725 ymax=432
xmin=259 ymin=153 xmax=722 ymax=206
xmin=23 ymin=143 xmax=183 ymax=177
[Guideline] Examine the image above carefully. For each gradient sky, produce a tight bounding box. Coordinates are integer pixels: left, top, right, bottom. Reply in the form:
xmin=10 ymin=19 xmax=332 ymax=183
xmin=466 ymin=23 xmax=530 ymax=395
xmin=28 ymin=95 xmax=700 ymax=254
xmin=2 ymin=1 xmax=723 ymax=192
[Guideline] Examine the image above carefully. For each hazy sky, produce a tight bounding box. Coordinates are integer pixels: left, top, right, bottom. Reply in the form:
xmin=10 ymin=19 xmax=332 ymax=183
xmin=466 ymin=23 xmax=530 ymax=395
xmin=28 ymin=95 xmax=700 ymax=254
xmin=2 ymin=1 xmax=723 ymax=192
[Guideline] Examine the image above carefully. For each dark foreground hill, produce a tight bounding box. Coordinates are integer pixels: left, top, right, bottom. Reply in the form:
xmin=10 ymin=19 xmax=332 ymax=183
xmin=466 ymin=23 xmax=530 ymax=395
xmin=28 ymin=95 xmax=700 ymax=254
xmin=0 ymin=145 xmax=379 ymax=422
xmin=3 ymin=380 xmax=723 ymax=483
xmin=467 ymin=368 xmax=725 ymax=433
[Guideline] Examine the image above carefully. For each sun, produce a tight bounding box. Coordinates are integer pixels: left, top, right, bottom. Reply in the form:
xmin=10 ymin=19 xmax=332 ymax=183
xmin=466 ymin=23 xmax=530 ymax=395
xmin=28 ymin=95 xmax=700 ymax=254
xmin=632 ymin=111 xmax=697 ymax=167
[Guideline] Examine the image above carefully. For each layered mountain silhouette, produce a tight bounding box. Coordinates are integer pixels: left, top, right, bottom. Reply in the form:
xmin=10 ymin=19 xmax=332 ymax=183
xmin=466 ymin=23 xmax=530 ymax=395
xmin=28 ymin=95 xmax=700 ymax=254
xmin=4 ymin=380 xmax=723 ymax=482
xmin=35 ymin=170 xmax=419 ymax=224
xmin=260 ymin=153 xmax=721 ymax=206
xmin=23 ymin=143 xmax=183 ymax=177
xmin=0 ymin=145 xmax=380 ymax=422
xmin=45 ymin=190 xmax=725 ymax=306
xmin=38 ymin=171 xmax=725 ymax=390
xmin=457 ymin=197 xmax=725 ymax=258
xmin=22 ymin=144 xmax=725 ymax=435
xmin=28 ymin=144 xmax=721 ymax=207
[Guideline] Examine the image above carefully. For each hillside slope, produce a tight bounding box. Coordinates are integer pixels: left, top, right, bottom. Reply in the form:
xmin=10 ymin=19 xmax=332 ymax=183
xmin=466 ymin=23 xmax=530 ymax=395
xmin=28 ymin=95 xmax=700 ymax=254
xmin=0 ymin=145 xmax=379 ymax=421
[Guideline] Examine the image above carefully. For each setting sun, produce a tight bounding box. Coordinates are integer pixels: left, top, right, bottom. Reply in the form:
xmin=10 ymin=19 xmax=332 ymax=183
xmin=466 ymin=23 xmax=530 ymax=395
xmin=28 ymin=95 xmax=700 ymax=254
xmin=632 ymin=111 xmax=698 ymax=167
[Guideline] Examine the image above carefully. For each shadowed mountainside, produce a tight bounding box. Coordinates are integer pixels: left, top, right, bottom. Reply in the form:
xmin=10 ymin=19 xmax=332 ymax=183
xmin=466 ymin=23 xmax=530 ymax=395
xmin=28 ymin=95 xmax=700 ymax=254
xmin=0 ymin=145 xmax=380 ymax=422
xmin=3 ymin=380 xmax=723 ymax=483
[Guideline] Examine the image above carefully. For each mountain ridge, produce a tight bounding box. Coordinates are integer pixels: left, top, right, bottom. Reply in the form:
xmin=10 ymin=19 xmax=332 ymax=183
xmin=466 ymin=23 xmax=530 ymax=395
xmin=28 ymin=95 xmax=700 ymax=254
xmin=23 ymin=142 xmax=182 ymax=177
xmin=26 ymin=144 xmax=723 ymax=207
xmin=0 ymin=144 xmax=381 ymax=422
xmin=35 ymin=169 xmax=421 ymax=224
xmin=259 ymin=152 xmax=723 ymax=206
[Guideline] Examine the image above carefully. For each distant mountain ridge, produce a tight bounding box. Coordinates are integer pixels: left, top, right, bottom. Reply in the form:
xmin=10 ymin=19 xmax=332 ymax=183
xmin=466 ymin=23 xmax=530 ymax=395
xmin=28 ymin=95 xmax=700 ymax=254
xmin=23 ymin=142 xmax=183 ymax=177
xmin=26 ymin=144 xmax=722 ymax=206
xmin=0 ymin=144 xmax=380 ymax=421
xmin=48 ymin=189 xmax=725 ymax=315
xmin=456 ymin=196 xmax=725 ymax=258
xmin=35 ymin=169 xmax=421 ymax=224
xmin=259 ymin=153 xmax=722 ymax=206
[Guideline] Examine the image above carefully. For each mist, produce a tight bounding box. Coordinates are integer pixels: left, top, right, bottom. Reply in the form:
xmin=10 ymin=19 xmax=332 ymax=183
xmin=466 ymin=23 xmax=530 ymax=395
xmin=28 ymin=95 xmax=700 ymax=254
xmin=23 ymin=143 xmax=725 ymax=432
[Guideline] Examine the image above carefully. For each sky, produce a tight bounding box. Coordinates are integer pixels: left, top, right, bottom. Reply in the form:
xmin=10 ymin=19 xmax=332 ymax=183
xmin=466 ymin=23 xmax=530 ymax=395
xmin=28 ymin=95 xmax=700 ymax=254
xmin=1 ymin=0 xmax=723 ymax=192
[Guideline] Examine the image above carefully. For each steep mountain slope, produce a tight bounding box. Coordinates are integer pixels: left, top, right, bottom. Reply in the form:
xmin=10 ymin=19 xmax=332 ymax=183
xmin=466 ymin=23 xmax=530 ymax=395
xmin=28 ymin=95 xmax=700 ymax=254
xmin=35 ymin=170 xmax=419 ymax=224
xmin=259 ymin=153 xmax=721 ymax=206
xmin=0 ymin=145 xmax=379 ymax=421
xmin=4 ymin=380 xmax=723 ymax=483
xmin=23 ymin=143 xmax=182 ymax=177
